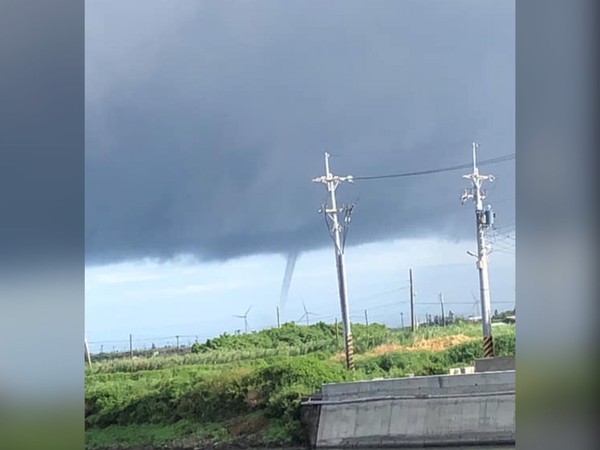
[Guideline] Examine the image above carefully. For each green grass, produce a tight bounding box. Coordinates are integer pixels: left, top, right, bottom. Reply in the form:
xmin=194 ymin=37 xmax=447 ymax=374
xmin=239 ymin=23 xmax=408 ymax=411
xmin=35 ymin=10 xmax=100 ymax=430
xmin=87 ymin=321 xmax=507 ymax=375
xmin=85 ymin=321 xmax=515 ymax=449
xmin=87 ymin=422 xmax=189 ymax=449
xmin=86 ymin=413 xmax=308 ymax=449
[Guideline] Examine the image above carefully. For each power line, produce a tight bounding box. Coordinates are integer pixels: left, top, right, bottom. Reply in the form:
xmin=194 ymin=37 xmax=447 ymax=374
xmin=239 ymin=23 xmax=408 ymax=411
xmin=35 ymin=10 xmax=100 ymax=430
xmin=353 ymin=153 xmax=515 ymax=181
xmin=307 ymin=287 xmax=410 ymax=321
xmin=416 ymin=301 xmax=514 ymax=306
xmin=352 ymin=286 xmax=409 ymax=302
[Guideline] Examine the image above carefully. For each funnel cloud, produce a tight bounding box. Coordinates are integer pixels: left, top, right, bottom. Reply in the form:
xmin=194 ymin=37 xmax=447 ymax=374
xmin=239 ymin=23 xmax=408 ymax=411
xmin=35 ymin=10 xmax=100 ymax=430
xmin=279 ymin=252 xmax=300 ymax=312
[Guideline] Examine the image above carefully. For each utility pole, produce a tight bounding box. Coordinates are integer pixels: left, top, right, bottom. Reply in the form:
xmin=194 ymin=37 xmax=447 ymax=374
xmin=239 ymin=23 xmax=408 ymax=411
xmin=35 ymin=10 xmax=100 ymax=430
xmin=364 ymin=309 xmax=369 ymax=327
xmin=176 ymin=335 xmax=180 ymax=350
xmin=129 ymin=334 xmax=133 ymax=360
xmin=461 ymin=142 xmax=496 ymax=358
xmin=84 ymin=337 xmax=92 ymax=369
xmin=439 ymin=292 xmax=446 ymax=327
xmin=276 ymin=306 xmax=281 ymax=328
xmin=313 ymin=153 xmax=356 ymax=371
xmin=409 ymin=269 xmax=416 ymax=332
xmin=400 ymin=312 xmax=404 ymax=329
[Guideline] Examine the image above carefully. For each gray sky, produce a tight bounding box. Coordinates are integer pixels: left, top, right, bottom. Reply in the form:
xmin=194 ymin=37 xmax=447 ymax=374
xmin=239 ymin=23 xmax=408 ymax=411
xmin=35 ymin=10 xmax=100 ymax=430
xmin=85 ymin=0 xmax=515 ymax=265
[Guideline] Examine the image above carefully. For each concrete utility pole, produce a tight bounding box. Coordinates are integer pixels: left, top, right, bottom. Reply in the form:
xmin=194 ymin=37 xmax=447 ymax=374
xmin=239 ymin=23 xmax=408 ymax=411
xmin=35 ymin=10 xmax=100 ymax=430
xmin=129 ymin=334 xmax=133 ymax=360
xmin=461 ymin=142 xmax=496 ymax=357
xmin=439 ymin=292 xmax=446 ymax=327
xmin=400 ymin=312 xmax=404 ymax=329
xmin=409 ymin=269 xmax=416 ymax=332
xmin=313 ymin=153 xmax=355 ymax=370
xmin=84 ymin=337 xmax=92 ymax=369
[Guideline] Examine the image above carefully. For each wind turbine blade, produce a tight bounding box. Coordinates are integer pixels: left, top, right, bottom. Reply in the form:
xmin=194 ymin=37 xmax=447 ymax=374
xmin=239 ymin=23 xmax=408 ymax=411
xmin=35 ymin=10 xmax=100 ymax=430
xmin=246 ymin=306 xmax=252 ymax=315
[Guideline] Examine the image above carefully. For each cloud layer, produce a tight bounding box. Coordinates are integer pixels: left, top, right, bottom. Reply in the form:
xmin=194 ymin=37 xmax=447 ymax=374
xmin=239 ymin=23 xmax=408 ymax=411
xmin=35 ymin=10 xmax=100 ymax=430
xmin=85 ymin=0 xmax=515 ymax=264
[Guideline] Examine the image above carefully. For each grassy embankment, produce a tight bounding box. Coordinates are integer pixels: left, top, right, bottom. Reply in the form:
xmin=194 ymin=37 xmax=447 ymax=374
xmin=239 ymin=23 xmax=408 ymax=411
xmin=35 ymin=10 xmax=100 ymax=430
xmin=85 ymin=321 xmax=515 ymax=449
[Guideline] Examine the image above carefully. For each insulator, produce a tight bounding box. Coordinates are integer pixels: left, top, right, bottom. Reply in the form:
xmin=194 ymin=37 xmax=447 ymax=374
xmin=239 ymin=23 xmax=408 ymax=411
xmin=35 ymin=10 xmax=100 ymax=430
xmin=484 ymin=208 xmax=495 ymax=226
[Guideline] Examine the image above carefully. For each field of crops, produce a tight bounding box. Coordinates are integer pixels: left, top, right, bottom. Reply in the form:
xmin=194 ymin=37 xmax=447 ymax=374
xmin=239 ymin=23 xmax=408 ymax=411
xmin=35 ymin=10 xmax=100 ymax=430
xmin=85 ymin=321 xmax=515 ymax=449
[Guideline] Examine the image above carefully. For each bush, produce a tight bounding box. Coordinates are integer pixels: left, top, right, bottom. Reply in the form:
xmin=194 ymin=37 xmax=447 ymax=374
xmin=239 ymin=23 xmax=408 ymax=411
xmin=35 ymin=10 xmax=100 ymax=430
xmin=86 ymin=322 xmax=516 ymax=448
xmin=247 ymin=356 xmax=348 ymax=424
xmin=177 ymin=367 xmax=252 ymax=422
xmin=86 ymin=355 xmax=350 ymax=431
xmin=252 ymin=356 xmax=347 ymax=401
xmin=265 ymin=384 xmax=309 ymax=421
xmin=495 ymin=333 xmax=516 ymax=355
xmin=355 ymin=359 xmax=387 ymax=377
xmin=445 ymin=341 xmax=483 ymax=365
xmin=445 ymin=332 xmax=515 ymax=366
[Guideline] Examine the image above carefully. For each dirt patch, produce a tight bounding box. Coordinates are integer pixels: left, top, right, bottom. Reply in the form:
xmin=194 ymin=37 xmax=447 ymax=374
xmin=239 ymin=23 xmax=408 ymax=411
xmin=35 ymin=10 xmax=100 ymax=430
xmin=333 ymin=334 xmax=477 ymax=360
xmin=332 ymin=352 xmax=343 ymax=362
xmin=406 ymin=334 xmax=477 ymax=352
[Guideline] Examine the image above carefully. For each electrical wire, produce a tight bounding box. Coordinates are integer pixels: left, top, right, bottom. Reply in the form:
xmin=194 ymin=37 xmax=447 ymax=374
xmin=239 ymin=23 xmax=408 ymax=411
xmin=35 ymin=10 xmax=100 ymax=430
xmin=353 ymin=153 xmax=515 ymax=181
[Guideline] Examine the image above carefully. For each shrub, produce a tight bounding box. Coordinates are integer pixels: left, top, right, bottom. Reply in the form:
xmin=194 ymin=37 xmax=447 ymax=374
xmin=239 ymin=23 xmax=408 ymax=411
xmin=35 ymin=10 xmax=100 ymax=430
xmin=177 ymin=367 xmax=252 ymax=422
xmin=265 ymin=384 xmax=310 ymax=420
xmin=252 ymin=356 xmax=347 ymax=402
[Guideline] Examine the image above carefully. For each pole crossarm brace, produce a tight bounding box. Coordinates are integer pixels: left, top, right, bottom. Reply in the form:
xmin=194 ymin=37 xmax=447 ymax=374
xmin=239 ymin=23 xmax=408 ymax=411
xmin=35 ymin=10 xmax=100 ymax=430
xmin=311 ymin=174 xmax=354 ymax=184
xmin=314 ymin=153 xmax=356 ymax=255
xmin=311 ymin=153 xmax=354 ymax=186
xmin=461 ymin=143 xmax=495 ymax=205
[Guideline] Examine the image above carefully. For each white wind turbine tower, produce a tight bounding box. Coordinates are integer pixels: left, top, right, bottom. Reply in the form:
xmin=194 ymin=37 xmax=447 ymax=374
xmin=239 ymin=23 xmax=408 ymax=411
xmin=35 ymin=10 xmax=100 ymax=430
xmin=298 ymin=301 xmax=317 ymax=326
xmin=233 ymin=306 xmax=252 ymax=334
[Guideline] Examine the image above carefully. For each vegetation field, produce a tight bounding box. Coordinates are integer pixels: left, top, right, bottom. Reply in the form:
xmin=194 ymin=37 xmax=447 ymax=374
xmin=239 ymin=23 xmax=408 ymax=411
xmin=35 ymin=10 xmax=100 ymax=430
xmin=85 ymin=320 xmax=516 ymax=450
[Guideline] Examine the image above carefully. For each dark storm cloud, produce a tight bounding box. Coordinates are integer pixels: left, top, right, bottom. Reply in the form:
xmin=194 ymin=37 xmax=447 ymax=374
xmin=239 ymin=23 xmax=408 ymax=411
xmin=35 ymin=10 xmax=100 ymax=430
xmin=85 ymin=0 xmax=515 ymax=264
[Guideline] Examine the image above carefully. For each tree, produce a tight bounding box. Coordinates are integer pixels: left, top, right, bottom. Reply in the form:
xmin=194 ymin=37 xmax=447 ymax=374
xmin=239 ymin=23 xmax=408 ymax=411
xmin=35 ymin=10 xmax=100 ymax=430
xmin=447 ymin=310 xmax=455 ymax=325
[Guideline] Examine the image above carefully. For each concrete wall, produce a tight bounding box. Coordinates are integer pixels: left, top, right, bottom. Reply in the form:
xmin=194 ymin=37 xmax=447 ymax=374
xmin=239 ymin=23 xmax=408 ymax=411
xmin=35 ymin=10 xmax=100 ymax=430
xmin=475 ymin=356 xmax=515 ymax=372
xmin=300 ymin=400 xmax=321 ymax=449
xmin=305 ymin=371 xmax=515 ymax=448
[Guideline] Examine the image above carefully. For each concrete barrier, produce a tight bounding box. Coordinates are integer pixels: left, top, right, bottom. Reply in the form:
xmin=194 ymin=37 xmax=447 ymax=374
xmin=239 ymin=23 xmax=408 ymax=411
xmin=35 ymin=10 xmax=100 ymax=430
xmin=449 ymin=366 xmax=475 ymax=375
xmin=303 ymin=370 xmax=515 ymax=448
xmin=320 ymin=370 xmax=515 ymax=400
xmin=475 ymin=356 xmax=515 ymax=372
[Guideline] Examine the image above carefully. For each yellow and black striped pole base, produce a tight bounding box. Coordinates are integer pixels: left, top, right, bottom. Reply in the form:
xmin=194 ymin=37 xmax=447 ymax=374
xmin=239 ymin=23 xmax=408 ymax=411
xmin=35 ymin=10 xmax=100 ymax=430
xmin=345 ymin=336 xmax=355 ymax=371
xmin=483 ymin=335 xmax=495 ymax=358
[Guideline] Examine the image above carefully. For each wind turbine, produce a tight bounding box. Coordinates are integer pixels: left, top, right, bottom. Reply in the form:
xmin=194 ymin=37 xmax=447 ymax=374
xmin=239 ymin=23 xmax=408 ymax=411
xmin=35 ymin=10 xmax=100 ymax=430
xmin=233 ymin=306 xmax=252 ymax=334
xmin=298 ymin=301 xmax=317 ymax=326
xmin=470 ymin=291 xmax=481 ymax=320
